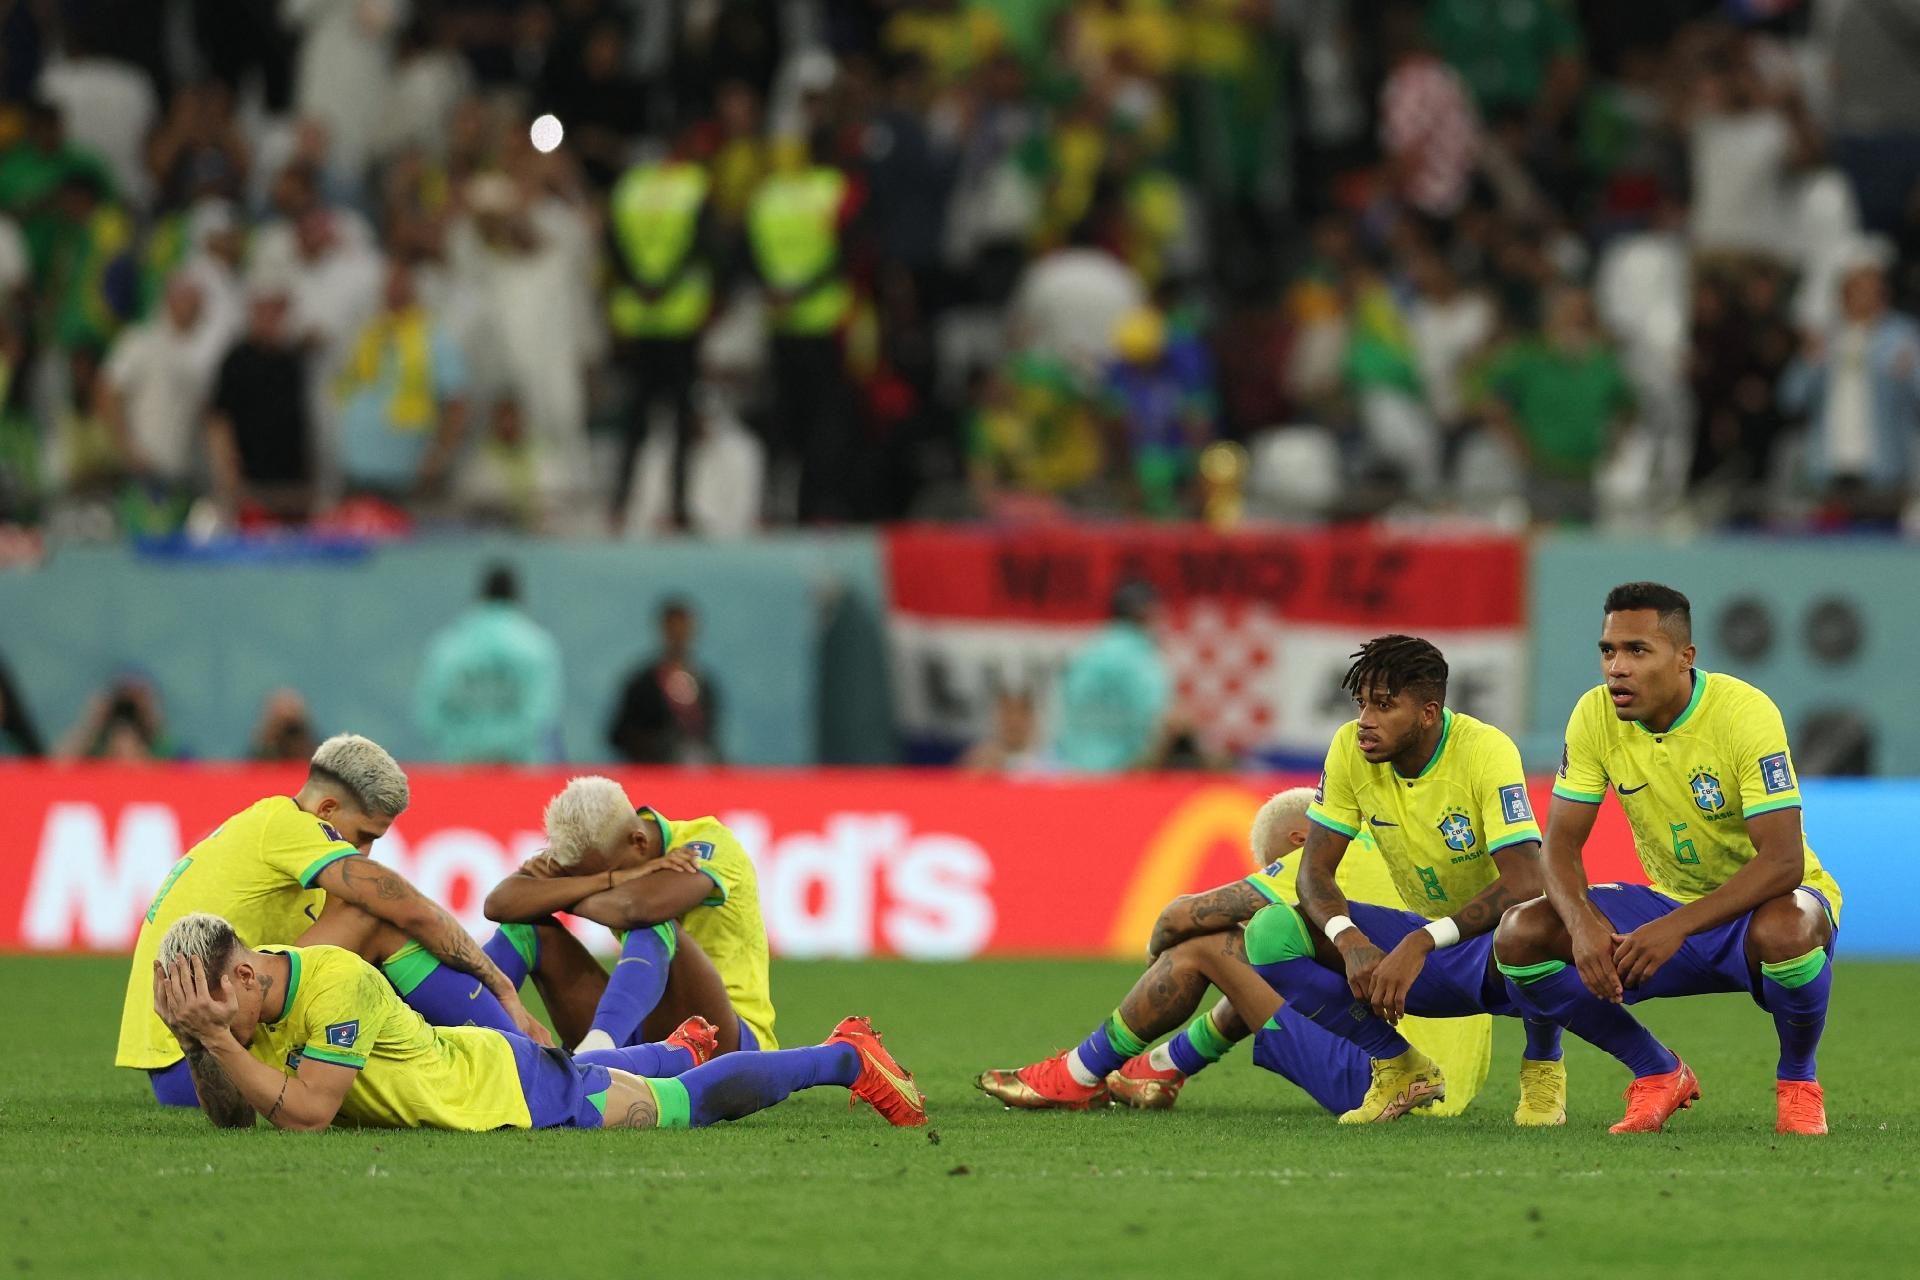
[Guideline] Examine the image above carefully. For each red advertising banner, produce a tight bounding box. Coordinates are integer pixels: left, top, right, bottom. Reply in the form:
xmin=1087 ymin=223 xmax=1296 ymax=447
xmin=883 ymin=524 xmax=1529 ymax=762
xmin=0 ymin=764 xmax=1642 ymax=959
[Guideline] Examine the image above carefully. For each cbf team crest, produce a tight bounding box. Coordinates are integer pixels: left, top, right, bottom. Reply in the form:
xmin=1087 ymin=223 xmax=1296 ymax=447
xmin=1690 ymin=769 xmax=1726 ymax=813
xmin=1437 ymin=809 xmax=1477 ymax=852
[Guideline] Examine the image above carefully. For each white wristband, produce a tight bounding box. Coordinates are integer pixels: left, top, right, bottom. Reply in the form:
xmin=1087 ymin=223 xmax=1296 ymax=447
xmin=1325 ymin=914 xmax=1356 ymax=942
xmin=1422 ymin=917 xmax=1462 ymax=950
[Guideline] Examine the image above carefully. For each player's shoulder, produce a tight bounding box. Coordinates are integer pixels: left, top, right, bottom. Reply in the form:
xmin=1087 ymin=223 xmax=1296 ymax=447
xmin=1445 ymin=710 xmax=1522 ymax=757
xmin=1322 ymin=718 xmax=1361 ymax=763
xmin=1701 ymin=670 xmax=1780 ymax=722
xmin=1561 ymin=684 xmax=1619 ymax=736
xmin=671 ymin=816 xmax=749 ymax=861
xmin=260 ymin=796 xmax=347 ymax=846
xmin=289 ymin=944 xmax=383 ymax=993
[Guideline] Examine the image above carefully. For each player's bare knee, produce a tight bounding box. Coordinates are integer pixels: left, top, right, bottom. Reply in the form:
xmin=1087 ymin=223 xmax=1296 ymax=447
xmin=1747 ymin=893 xmax=1831 ymax=965
xmin=1493 ymin=898 xmax=1557 ymax=968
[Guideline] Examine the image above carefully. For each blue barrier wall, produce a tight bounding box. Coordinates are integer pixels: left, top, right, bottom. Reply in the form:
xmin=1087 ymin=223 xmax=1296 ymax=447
xmin=1802 ymin=779 xmax=1911 ymax=955
xmin=1529 ymin=536 xmax=1920 ymax=775
xmin=0 ymin=534 xmax=887 ymax=766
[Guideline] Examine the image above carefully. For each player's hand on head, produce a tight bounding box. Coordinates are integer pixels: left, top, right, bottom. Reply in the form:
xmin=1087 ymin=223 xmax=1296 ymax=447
xmin=169 ymin=955 xmax=238 ymax=1040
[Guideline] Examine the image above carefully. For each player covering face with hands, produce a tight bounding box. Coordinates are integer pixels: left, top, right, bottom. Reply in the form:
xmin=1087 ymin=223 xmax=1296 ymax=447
xmin=150 ymin=913 xmax=926 ymax=1133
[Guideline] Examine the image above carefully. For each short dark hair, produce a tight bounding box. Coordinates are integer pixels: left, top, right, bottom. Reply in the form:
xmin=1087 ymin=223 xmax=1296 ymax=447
xmin=1603 ymin=581 xmax=1692 ymax=643
xmin=482 ymin=563 xmax=519 ymax=603
xmin=1342 ymin=634 xmax=1448 ymax=707
xmin=659 ymin=597 xmax=692 ymax=622
xmin=1110 ymin=579 xmax=1156 ymax=624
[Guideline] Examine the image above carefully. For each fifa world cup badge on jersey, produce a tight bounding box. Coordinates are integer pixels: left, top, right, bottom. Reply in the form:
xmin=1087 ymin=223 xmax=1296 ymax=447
xmin=1313 ymin=772 xmax=1326 ymax=803
xmin=1760 ymin=753 xmax=1794 ymax=794
xmin=325 ymin=1021 xmax=359 ymax=1049
xmin=1437 ymin=809 xmax=1477 ymax=855
xmin=1498 ymin=784 xmax=1534 ymax=824
xmin=1689 ymin=769 xmax=1727 ymax=814
xmin=320 ymin=822 xmax=344 ymax=843
xmin=680 ymin=842 xmax=716 ymax=860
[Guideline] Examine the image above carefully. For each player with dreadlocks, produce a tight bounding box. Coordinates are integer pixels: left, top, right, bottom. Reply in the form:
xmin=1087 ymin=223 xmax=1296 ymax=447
xmin=1227 ymin=634 xmax=1572 ymax=1123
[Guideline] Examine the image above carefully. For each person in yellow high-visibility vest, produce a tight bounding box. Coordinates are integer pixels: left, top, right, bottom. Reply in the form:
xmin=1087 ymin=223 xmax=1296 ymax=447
xmin=746 ymin=133 xmax=862 ymax=522
xmin=607 ymin=136 xmax=716 ymax=528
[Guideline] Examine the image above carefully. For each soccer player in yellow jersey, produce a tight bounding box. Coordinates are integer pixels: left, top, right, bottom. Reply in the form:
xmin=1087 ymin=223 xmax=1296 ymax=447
xmin=149 ymin=913 xmax=925 ymax=1133
xmin=1236 ymin=635 xmax=1568 ymax=1125
xmin=118 ymin=734 xmax=549 ymax=1106
xmin=975 ymin=788 xmax=1494 ymax=1118
xmin=484 ymin=776 xmax=777 ymax=1054
xmin=1495 ymin=583 xmax=1841 ymax=1136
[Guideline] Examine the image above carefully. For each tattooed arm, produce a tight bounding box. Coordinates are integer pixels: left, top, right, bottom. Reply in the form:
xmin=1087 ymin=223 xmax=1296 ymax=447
xmin=1146 ymin=880 xmax=1273 ymax=960
xmin=154 ymin=960 xmax=254 ymax=1127
xmin=314 ymin=855 xmax=553 ymax=1045
xmin=1447 ymin=840 xmax=1544 ymax=942
xmin=1292 ymin=821 xmax=1354 ymax=932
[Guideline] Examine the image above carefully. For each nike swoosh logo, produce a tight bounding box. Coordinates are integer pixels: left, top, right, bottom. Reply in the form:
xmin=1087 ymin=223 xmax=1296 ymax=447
xmin=304 ymin=905 xmax=319 ymax=922
xmin=1618 ymin=783 xmax=1649 ymax=795
xmin=1369 ymin=817 xmax=1398 ymax=827
xmin=468 ymin=986 xmax=481 ymax=999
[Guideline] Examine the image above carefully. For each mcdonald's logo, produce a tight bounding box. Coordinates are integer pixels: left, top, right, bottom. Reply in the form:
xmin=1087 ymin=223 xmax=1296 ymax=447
xmin=1105 ymin=785 xmax=1267 ymax=955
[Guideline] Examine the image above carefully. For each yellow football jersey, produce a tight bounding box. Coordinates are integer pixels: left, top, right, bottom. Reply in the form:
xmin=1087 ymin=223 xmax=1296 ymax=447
xmin=1244 ymin=827 xmax=1490 ymax=1117
xmin=648 ymin=810 xmax=778 ymax=1050
xmin=1307 ymin=710 xmax=1543 ymax=919
xmin=1551 ymin=671 xmax=1842 ymax=918
xmin=249 ymin=944 xmax=531 ymax=1131
xmin=117 ymin=796 xmax=358 ymax=1070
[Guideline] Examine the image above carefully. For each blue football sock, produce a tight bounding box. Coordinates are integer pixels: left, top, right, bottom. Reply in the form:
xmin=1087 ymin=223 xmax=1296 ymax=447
xmin=149 ymin=1060 xmax=197 ymax=1107
xmin=575 ymin=1041 xmax=697 ymax=1078
xmin=674 ymin=1044 xmax=861 ymax=1127
xmin=1252 ymin=958 xmax=1411 ymax=1059
xmin=1500 ymin=964 xmax=1677 ymax=1078
xmin=386 ymin=945 xmax=518 ymax=1033
xmin=590 ymin=924 xmax=675 ymax=1046
xmin=1166 ymin=1010 xmax=1237 ymax=1077
xmin=485 ymin=924 xmax=538 ymax=990
xmin=1761 ymin=948 xmax=1831 ymax=1082
xmin=1523 ymin=1017 xmax=1565 ymax=1063
xmin=1072 ymin=1011 xmax=1147 ymax=1080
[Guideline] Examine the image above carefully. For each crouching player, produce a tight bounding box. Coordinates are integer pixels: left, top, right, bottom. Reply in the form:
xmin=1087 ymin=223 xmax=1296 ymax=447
xmin=481 ymin=777 xmax=777 ymax=1055
xmin=1495 ymin=583 xmax=1841 ymax=1134
xmin=151 ymin=913 xmax=925 ymax=1133
xmin=976 ymin=788 xmax=1493 ymax=1117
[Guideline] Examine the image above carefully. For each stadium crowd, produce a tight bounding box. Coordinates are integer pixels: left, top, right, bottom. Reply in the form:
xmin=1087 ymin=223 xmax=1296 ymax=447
xmin=0 ymin=0 xmax=1918 ymax=537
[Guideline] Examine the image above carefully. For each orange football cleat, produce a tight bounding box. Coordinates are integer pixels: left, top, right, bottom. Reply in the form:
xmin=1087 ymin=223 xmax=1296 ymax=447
xmin=827 ymin=1015 xmax=928 ymax=1127
xmin=1775 ymin=1080 xmax=1828 ymax=1135
xmin=1106 ymin=1054 xmax=1186 ymax=1110
xmin=664 ymin=1015 xmax=720 ymax=1067
xmin=1608 ymin=1059 xmax=1700 ymax=1133
xmin=975 ymin=1053 xmax=1109 ymax=1110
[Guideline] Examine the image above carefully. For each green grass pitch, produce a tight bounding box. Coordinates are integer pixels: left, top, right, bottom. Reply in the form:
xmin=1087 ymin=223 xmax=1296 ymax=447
xmin=2 ymin=955 xmax=1913 ymax=1279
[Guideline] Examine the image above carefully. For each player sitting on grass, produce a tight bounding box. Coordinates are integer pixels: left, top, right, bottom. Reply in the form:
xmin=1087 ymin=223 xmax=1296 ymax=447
xmin=118 ymin=734 xmax=551 ymax=1107
xmin=1494 ymin=582 xmax=1842 ymax=1135
xmin=977 ymin=787 xmax=1493 ymax=1116
xmin=1232 ymin=635 xmax=1569 ymax=1125
xmin=150 ymin=912 xmax=925 ymax=1132
xmin=482 ymin=776 xmax=776 ymax=1055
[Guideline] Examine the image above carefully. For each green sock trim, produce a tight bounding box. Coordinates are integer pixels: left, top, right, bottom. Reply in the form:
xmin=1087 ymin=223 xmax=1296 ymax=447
xmin=380 ymin=941 xmax=440 ymax=996
xmin=1243 ymin=902 xmax=1314 ymax=965
xmin=1761 ymin=947 xmax=1828 ymax=989
xmin=652 ymin=921 xmax=678 ymax=962
xmin=647 ymin=1077 xmax=691 ymax=1129
xmin=499 ymin=922 xmax=539 ymax=973
xmin=1496 ymin=958 xmax=1568 ymax=984
xmin=1185 ymin=1012 xmax=1235 ymax=1062
xmin=1105 ymin=1012 xmax=1149 ymax=1058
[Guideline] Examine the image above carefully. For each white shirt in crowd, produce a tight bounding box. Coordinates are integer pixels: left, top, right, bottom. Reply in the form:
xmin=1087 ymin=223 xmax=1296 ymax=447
xmin=1823 ymin=324 xmax=1876 ymax=477
xmin=38 ymin=56 xmax=158 ymax=209
xmin=1408 ymin=290 xmax=1495 ymax=424
xmin=104 ymin=318 xmax=224 ymax=483
xmin=286 ymin=0 xmax=404 ymax=184
xmin=1008 ymin=247 xmax=1146 ymax=377
xmin=0 ymin=215 xmax=28 ymax=300
xmin=627 ymin=394 xmax=767 ymax=538
xmin=1689 ymin=110 xmax=1793 ymax=258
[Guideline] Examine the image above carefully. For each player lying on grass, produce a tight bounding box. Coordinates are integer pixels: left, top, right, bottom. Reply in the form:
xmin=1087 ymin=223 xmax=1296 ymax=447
xmin=1233 ymin=634 xmax=1571 ymax=1125
xmin=151 ymin=912 xmax=925 ymax=1132
xmin=481 ymin=776 xmax=776 ymax=1055
xmin=976 ymin=787 xmax=1494 ymax=1117
xmin=118 ymin=734 xmax=551 ymax=1108
xmin=1494 ymin=582 xmax=1842 ymax=1135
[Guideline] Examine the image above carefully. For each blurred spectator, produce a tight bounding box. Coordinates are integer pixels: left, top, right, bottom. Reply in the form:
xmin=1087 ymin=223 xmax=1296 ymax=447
xmin=247 ymin=688 xmax=318 ymax=761
xmin=607 ymin=598 xmax=724 ymax=765
xmin=542 ymin=15 xmax=649 ymax=190
xmin=98 ymin=274 xmax=223 ymax=497
xmin=967 ymin=350 xmax=1103 ymax=514
xmin=1482 ymin=284 xmax=1634 ymax=522
xmin=415 ymin=562 xmax=564 ymax=763
xmin=55 ymin=670 xmax=180 ymax=762
xmin=1008 ymin=220 xmax=1146 ymax=378
xmin=1378 ymin=4 xmax=1482 ymax=222
xmin=41 ymin=167 xmax=135 ymax=355
xmin=748 ymin=133 xmax=860 ymax=522
xmin=38 ymin=35 xmax=160 ymax=211
xmin=146 ymin=81 xmax=250 ymax=214
xmin=47 ymin=344 xmax=118 ymax=495
xmin=453 ymin=396 xmax=541 ymax=529
xmin=628 ymin=379 xmax=766 ymax=537
xmin=287 ymin=0 xmax=404 ymax=189
xmin=1048 ymin=579 xmax=1171 ymax=773
xmin=1780 ymin=246 xmax=1920 ymax=525
xmin=1682 ymin=28 xmax=1819 ymax=262
xmin=606 ymin=138 xmax=716 ymax=527
xmin=957 ymin=688 xmax=1040 ymax=773
xmin=1688 ymin=266 xmax=1795 ymax=515
xmin=1101 ymin=306 xmax=1216 ymax=516
xmin=1406 ymin=248 xmax=1497 ymax=435
xmin=1825 ymin=0 xmax=1920 ymax=237
xmin=1426 ymin=0 xmax=1584 ymax=129
xmin=207 ymin=286 xmax=316 ymax=522
xmin=334 ymin=257 xmax=471 ymax=502
xmin=0 ymin=654 xmax=44 ymax=757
